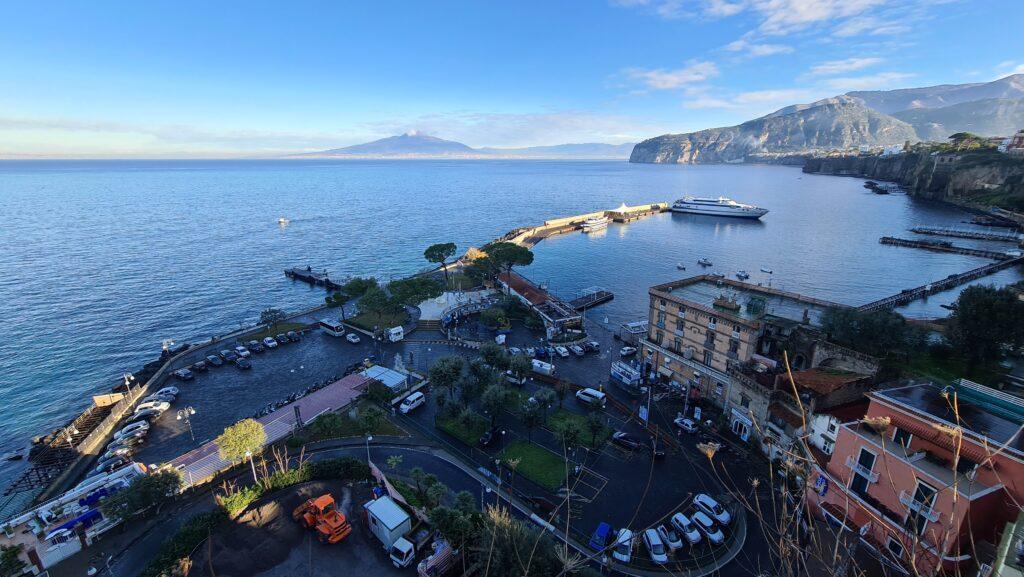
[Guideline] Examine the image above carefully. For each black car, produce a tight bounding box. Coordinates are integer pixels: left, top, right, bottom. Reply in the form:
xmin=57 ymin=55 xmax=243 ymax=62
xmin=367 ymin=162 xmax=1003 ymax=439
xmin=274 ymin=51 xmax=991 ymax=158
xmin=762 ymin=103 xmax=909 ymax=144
xmin=221 ymin=350 xmax=238 ymax=362
xmin=275 ymin=333 xmax=289 ymax=344
xmin=286 ymin=331 xmax=301 ymax=342
xmin=191 ymin=360 xmax=208 ymax=371
xmin=583 ymin=340 xmax=601 ymax=352
xmin=206 ymin=354 xmax=224 ymax=367
xmin=649 ymin=438 xmax=666 ymax=460
xmin=128 ymin=408 xmax=164 ymax=424
xmin=479 ymin=428 xmax=499 ymax=447
xmin=611 ymin=431 xmax=643 ymax=451
xmin=247 ymin=340 xmax=264 ymax=353
xmin=235 ymin=357 xmax=252 ymax=370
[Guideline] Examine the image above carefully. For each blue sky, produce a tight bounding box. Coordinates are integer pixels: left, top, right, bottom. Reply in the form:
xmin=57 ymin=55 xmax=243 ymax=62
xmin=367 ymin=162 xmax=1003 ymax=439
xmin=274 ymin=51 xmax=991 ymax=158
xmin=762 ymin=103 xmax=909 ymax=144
xmin=1 ymin=0 xmax=1021 ymax=157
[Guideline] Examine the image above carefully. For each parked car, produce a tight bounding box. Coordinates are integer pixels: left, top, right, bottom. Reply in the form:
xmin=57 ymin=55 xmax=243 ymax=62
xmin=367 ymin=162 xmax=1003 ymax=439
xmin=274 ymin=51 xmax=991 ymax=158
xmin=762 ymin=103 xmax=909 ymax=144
xmin=534 ymin=347 xmax=548 ymax=358
xmin=673 ymin=417 xmax=698 ymax=433
xmin=569 ymin=345 xmax=585 ymax=357
xmin=156 ymin=386 xmax=179 ymax=397
xmin=611 ymin=529 xmax=633 ymax=563
xmin=234 ymin=345 xmax=251 ymax=358
xmin=648 ymin=438 xmax=666 ymax=460
xmin=692 ymin=511 xmax=724 ymax=545
xmin=619 ymin=346 xmax=638 ymax=356
xmin=262 ymin=336 xmax=279 ymax=349
xmin=583 ymin=340 xmax=600 ymax=352
xmin=275 ymin=333 xmax=289 ymax=344
xmin=286 ymin=331 xmax=301 ymax=342
xmin=545 ymin=346 xmax=557 ymax=357
xmin=345 ymin=333 xmax=361 ymax=344
xmin=247 ymin=340 xmax=264 ymax=353
xmin=555 ymin=346 xmax=570 ymax=358
xmin=656 ymin=524 xmax=683 ymax=553
xmin=235 ymin=357 xmax=252 ymax=370
xmin=611 ymin=431 xmax=643 ymax=451
xmin=478 ymin=427 xmax=499 ymax=447
xmin=102 ymin=446 xmax=134 ymax=461
xmin=94 ymin=456 xmax=128 ymax=474
xmin=206 ymin=354 xmax=224 ymax=367
xmin=642 ymin=528 xmax=669 ymax=564
xmin=219 ymin=350 xmax=238 ymax=362
xmin=107 ymin=435 xmax=143 ymax=452
xmin=113 ymin=421 xmax=149 ymax=441
xmin=525 ymin=495 xmax=559 ymax=517
xmin=589 ymin=522 xmax=614 ymax=552
xmin=694 ymin=494 xmax=731 ymax=525
xmin=173 ymin=368 xmax=194 ymax=381
xmin=670 ymin=513 xmax=702 ymax=545
xmin=136 ymin=400 xmax=171 ymax=413
xmin=525 ymin=347 xmax=535 ymax=357
xmin=141 ymin=393 xmax=175 ymax=404
xmin=575 ymin=388 xmax=607 ymax=408
xmin=129 ymin=408 xmax=165 ymax=423
xmin=191 ymin=360 xmax=208 ymax=372
xmin=508 ymin=347 xmax=522 ymax=356
xmin=399 ymin=391 xmax=426 ymax=414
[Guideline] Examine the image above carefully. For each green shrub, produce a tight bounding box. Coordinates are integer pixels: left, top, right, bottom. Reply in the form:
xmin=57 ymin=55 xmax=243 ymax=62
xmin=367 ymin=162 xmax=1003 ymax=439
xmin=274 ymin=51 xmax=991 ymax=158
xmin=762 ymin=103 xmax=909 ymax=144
xmin=307 ymin=456 xmax=371 ymax=481
xmin=217 ymin=484 xmax=264 ymax=516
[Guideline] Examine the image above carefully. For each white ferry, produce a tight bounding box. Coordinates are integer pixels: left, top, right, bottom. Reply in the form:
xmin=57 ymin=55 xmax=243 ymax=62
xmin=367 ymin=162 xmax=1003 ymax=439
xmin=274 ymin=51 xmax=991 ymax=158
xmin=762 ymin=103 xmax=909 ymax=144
xmin=671 ymin=196 xmax=768 ymax=219
xmin=581 ymin=215 xmax=610 ymax=232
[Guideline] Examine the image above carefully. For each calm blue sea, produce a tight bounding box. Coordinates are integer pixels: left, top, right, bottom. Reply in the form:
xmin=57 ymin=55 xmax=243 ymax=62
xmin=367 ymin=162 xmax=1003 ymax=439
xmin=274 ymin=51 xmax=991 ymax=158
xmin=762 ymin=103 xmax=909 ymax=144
xmin=0 ymin=159 xmax=1020 ymax=482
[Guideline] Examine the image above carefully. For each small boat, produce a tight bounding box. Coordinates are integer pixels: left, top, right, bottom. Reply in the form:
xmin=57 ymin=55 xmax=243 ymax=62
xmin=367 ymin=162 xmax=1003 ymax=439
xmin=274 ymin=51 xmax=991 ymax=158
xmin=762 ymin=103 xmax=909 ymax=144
xmin=698 ymin=258 xmax=713 ymax=266
xmin=2 ymin=449 xmax=23 ymax=461
xmin=709 ymin=272 xmax=725 ymax=279
xmin=736 ymin=271 xmax=750 ymax=280
xmin=278 ymin=217 xmax=291 ymax=225
xmin=581 ymin=215 xmax=610 ymax=232
xmin=676 ymin=263 xmax=686 ymax=270
xmin=760 ymin=267 xmax=773 ymax=274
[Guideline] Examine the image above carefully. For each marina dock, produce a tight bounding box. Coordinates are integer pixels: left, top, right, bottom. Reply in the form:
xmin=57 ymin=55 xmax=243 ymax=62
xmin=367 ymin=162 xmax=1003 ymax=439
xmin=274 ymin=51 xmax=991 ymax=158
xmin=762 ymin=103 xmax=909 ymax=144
xmin=910 ymin=227 xmax=1022 ymax=243
xmin=284 ymin=266 xmax=343 ymax=290
xmin=569 ymin=288 xmax=614 ymax=311
xmin=857 ymin=256 xmax=1024 ymax=312
xmin=879 ymin=236 xmax=1017 ymax=260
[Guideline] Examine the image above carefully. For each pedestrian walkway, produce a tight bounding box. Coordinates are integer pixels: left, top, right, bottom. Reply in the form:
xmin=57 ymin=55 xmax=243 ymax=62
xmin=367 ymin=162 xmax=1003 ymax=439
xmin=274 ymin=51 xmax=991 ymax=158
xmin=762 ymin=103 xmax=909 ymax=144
xmin=168 ymin=373 xmax=369 ymax=487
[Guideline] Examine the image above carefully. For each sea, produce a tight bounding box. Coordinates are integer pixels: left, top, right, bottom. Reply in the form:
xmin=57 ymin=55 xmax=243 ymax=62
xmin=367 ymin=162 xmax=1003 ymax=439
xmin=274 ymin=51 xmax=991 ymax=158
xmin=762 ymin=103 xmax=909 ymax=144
xmin=1 ymin=159 xmax=1021 ymax=486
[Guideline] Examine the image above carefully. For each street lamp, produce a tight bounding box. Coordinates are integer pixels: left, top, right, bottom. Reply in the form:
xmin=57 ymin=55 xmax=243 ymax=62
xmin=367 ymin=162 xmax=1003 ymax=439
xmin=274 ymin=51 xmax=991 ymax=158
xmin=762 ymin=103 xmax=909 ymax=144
xmin=123 ymin=373 xmax=136 ymax=398
xmin=365 ymin=435 xmax=373 ymax=462
xmin=176 ymin=406 xmax=196 ymax=442
xmin=244 ymin=450 xmax=257 ymax=484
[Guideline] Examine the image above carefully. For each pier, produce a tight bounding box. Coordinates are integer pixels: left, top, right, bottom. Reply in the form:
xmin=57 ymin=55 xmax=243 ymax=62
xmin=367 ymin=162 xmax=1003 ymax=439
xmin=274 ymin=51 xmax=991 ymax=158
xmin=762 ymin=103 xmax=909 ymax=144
xmin=879 ymin=237 xmax=1016 ymax=260
xmin=909 ymin=227 xmax=1022 ymax=243
xmin=569 ymin=287 xmax=614 ymax=311
xmin=857 ymin=256 xmax=1024 ymax=312
xmin=284 ymin=266 xmax=343 ymax=290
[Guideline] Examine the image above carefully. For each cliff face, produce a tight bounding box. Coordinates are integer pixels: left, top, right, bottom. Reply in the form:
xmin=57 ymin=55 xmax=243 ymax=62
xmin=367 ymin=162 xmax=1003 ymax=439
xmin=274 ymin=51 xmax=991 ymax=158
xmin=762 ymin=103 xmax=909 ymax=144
xmin=630 ymin=97 xmax=917 ymax=164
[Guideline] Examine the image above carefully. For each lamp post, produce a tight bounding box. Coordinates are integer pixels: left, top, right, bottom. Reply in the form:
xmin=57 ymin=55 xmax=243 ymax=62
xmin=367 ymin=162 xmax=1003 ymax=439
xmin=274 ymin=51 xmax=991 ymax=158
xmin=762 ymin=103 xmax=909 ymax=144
xmin=365 ymin=435 xmax=374 ymax=463
xmin=244 ymin=450 xmax=257 ymax=484
xmin=176 ymin=406 xmax=196 ymax=442
xmin=123 ymin=373 xmax=136 ymax=398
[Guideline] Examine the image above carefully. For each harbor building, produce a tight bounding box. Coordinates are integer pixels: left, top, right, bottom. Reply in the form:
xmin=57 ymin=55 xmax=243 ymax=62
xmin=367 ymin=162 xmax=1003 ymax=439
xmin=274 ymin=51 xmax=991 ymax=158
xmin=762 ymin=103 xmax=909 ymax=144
xmin=807 ymin=379 xmax=1024 ymax=576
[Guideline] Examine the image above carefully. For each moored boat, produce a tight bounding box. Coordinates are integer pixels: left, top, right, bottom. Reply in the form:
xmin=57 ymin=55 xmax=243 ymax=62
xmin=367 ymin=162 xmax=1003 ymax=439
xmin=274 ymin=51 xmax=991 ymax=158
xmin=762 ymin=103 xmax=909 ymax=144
xmin=581 ymin=215 xmax=610 ymax=232
xmin=671 ymin=196 xmax=768 ymax=219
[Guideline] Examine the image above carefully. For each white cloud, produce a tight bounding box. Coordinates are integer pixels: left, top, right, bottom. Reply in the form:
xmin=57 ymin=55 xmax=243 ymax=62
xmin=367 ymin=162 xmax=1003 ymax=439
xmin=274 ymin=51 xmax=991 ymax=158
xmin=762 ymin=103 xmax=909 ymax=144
xmin=823 ymin=71 xmax=914 ymax=91
xmin=750 ymin=0 xmax=886 ymax=35
xmin=725 ymin=38 xmax=793 ymax=57
xmin=808 ymin=57 xmax=883 ymax=76
xmin=626 ymin=60 xmax=719 ymax=90
xmin=833 ymin=16 xmax=909 ymax=37
xmin=704 ymin=0 xmax=747 ymax=17
xmin=682 ymin=87 xmax=821 ymax=115
xmin=995 ymin=60 xmax=1024 ymax=77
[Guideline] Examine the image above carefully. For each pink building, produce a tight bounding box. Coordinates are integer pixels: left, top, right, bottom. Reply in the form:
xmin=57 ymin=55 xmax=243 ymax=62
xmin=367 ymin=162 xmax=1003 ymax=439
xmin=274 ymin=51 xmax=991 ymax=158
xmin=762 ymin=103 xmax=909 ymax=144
xmin=807 ymin=380 xmax=1024 ymax=575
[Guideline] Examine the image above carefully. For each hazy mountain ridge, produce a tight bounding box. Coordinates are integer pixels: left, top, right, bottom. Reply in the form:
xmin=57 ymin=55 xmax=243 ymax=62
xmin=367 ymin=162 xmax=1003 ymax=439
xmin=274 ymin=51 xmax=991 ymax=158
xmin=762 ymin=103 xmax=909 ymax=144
xmin=303 ymin=132 xmax=635 ymax=159
xmin=631 ymin=75 xmax=1024 ymax=165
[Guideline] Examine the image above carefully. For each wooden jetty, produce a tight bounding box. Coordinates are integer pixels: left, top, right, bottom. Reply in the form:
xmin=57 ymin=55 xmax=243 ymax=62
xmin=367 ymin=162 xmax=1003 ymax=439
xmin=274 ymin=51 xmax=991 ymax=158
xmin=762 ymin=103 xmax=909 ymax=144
xmin=880 ymin=237 xmax=1015 ymax=260
xmin=858 ymin=256 xmax=1024 ymax=312
xmin=910 ymin=227 xmax=1022 ymax=243
xmin=569 ymin=289 xmax=614 ymax=311
xmin=284 ymin=267 xmax=342 ymax=290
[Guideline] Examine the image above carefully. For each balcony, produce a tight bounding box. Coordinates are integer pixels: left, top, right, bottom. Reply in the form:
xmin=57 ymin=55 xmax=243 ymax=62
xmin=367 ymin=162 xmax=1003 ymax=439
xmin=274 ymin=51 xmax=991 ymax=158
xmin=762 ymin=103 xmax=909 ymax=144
xmin=899 ymin=491 xmax=940 ymax=523
xmin=708 ymin=322 xmax=717 ymax=330
xmin=731 ymin=330 xmax=741 ymax=339
xmin=845 ymin=455 xmax=880 ymax=483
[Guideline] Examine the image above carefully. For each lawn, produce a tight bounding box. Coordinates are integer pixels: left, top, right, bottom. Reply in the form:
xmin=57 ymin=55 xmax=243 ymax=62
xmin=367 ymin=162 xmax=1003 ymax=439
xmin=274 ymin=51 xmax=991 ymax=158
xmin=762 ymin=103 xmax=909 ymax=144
xmin=500 ymin=441 xmax=567 ymax=492
xmin=246 ymin=321 xmax=309 ymax=342
xmin=546 ymin=409 xmax=610 ymax=448
xmin=289 ymin=403 xmax=404 ymax=447
xmin=445 ymin=272 xmax=480 ymax=291
xmin=349 ymin=310 xmax=409 ymax=332
xmin=436 ymin=412 xmax=489 ymax=446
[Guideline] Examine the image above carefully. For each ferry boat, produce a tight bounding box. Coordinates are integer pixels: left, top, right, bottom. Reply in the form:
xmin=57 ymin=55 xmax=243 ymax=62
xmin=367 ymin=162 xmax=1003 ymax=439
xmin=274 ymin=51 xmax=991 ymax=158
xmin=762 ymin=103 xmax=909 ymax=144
xmin=278 ymin=217 xmax=291 ymax=225
xmin=698 ymin=258 xmax=713 ymax=266
xmin=736 ymin=270 xmax=750 ymax=280
xmin=581 ymin=215 xmax=610 ymax=232
xmin=671 ymin=196 xmax=768 ymax=219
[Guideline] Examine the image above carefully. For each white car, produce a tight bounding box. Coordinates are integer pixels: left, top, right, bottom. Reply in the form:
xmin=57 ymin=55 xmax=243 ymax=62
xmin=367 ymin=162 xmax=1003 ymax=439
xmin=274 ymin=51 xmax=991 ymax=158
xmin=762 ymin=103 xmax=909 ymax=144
xmin=670 ymin=513 xmax=702 ymax=545
xmin=141 ymin=393 xmax=175 ymax=404
xmin=234 ymin=345 xmax=251 ymax=358
xmin=673 ymin=417 xmax=698 ymax=433
xmin=555 ymin=346 xmax=570 ymax=358
xmin=691 ymin=511 xmax=725 ymax=545
xmin=345 ymin=333 xmax=361 ymax=344
xmin=509 ymin=347 xmax=522 ymax=356
xmin=656 ymin=524 xmax=683 ymax=553
xmin=399 ymin=392 xmax=425 ymax=414
xmin=155 ymin=386 xmax=179 ymax=397
xmin=694 ymin=494 xmax=731 ymax=525
xmin=569 ymin=345 xmax=585 ymax=356
xmin=135 ymin=400 xmax=171 ymax=413
xmin=114 ymin=421 xmax=150 ymax=441
xmin=611 ymin=528 xmax=633 ymax=563
xmin=619 ymin=346 xmax=637 ymax=356
xmin=263 ymin=336 xmax=279 ymax=348
xmin=642 ymin=529 xmax=669 ymax=563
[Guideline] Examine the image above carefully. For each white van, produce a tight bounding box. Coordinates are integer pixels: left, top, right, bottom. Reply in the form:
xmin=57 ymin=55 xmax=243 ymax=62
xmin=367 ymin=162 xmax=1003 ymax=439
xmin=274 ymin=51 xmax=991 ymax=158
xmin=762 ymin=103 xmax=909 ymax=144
xmin=531 ymin=359 xmax=555 ymax=376
xmin=399 ymin=391 xmax=425 ymax=414
xmin=575 ymin=388 xmax=607 ymax=408
xmin=387 ymin=326 xmax=405 ymax=342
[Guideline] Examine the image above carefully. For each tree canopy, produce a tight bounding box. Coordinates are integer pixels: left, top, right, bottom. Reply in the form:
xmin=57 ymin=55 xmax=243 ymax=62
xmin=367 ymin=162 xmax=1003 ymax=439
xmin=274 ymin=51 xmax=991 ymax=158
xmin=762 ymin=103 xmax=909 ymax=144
xmin=948 ymin=285 xmax=1024 ymax=369
xmin=339 ymin=276 xmax=378 ymax=298
xmin=820 ymin=307 xmax=926 ymax=359
xmin=259 ymin=308 xmax=286 ymax=328
xmin=424 ymin=242 xmax=458 ymax=284
xmin=484 ymin=242 xmax=534 ymax=279
xmin=101 ymin=470 xmax=182 ymax=521
xmin=215 ymin=419 xmax=266 ymax=462
xmin=387 ymin=276 xmax=443 ymax=306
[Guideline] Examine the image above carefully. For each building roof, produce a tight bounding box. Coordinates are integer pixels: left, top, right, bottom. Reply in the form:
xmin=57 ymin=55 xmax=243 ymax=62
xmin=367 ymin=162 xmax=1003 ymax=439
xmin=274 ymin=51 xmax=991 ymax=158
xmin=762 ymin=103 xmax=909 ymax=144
xmin=819 ymin=399 xmax=870 ymax=423
xmin=363 ymin=496 xmax=409 ymax=530
xmin=790 ymin=368 xmax=868 ymax=396
xmin=769 ymin=402 xmax=804 ymax=429
xmin=362 ymin=365 xmax=410 ymax=392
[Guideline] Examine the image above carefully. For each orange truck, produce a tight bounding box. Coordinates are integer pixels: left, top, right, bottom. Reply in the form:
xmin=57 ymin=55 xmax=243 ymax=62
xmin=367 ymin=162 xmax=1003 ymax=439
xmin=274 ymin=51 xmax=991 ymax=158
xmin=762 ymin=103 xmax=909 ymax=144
xmin=292 ymin=494 xmax=353 ymax=544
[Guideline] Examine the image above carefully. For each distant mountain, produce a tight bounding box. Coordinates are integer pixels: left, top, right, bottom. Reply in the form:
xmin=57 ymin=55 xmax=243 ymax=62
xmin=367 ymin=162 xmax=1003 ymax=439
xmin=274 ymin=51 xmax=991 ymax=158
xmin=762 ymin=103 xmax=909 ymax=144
xmin=630 ymin=96 xmax=917 ymax=164
xmin=848 ymin=74 xmax=1024 ymax=114
xmin=891 ymin=98 xmax=1024 ymax=141
xmin=303 ymin=132 xmax=635 ymax=159
xmin=630 ymin=75 xmax=1024 ymax=164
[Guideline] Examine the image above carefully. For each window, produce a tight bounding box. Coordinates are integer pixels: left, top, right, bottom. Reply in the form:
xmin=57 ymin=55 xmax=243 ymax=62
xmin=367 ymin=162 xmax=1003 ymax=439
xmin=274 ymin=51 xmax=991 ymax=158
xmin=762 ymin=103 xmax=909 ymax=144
xmin=892 ymin=427 xmax=912 ymax=449
xmin=703 ymin=350 xmax=713 ymax=365
xmin=740 ymin=394 xmax=751 ymax=409
xmin=678 ymin=306 xmax=686 ymax=318
xmin=675 ymin=318 xmax=684 ymax=331
xmin=708 ymin=316 xmax=717 ymax=329
xmin=827 ymin=421 xmax=837 ymax=434
xmin=713 ymin=382 xmax=723 ymax=396
xmin=673 ymin=337 xmax=682 ymax=353
xmin=656 ymin=311 xmax=666 ymax=327
xmin=733 ymin=323 xmax=741 ymax=333
xmin=660 ymin=299 xmax=666 ymax=307
xmin=655 ymin=331 xmax=664 ymax=345
xmin=849 ymin=448 xmax=876 ymax=499
xmin=822 ymin=438 xmax=835 ymax=454
xmin=905 ymin=481 xmax=937 ymax=536
xmin=729 ymin=339 xmax=739 ymax=354
xmin=886 ymin=537 xmax=904 ymax=559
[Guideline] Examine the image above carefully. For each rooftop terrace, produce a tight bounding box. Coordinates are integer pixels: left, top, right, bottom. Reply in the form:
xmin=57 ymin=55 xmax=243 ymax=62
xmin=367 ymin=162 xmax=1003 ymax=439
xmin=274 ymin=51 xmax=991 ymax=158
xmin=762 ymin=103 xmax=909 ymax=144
xmin=653 ymin=275 xmax=840 ymax=325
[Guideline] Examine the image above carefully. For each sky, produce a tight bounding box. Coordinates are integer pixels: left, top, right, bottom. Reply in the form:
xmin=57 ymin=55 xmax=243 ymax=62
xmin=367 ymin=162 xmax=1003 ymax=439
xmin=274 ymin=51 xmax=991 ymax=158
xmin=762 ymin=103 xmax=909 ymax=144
xmin=1 ymin=0 xmax=1022 ymax=158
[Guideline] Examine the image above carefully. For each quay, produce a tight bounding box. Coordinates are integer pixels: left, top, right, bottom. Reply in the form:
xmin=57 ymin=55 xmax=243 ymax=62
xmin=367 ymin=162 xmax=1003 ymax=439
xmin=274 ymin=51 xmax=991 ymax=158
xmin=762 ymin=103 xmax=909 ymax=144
xmin=284 ymin=266 xmax=343 ymax=290
xmin=500 ymin=202 xmax=668 ymax=249
xmin=857 ymin=255 xmax=1024 ymax=312
xmin=569 ymin=287 xmax=614 ymax=311
xmin=879 ymin=236 xmax=1017 ymax=260
xmin=910 ymin=227 xmax=1023 ymax=243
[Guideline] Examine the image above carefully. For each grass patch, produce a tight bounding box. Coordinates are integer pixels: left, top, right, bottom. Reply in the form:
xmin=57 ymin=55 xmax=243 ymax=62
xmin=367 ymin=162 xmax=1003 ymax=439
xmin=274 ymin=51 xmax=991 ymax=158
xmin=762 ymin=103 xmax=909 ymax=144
xmin=500 ymin=441 xmax=566 ymax=492
xmin=445 ymin=272 xmax=480 ymax=291
xmin=349 ymin=310 xmax=409 ymax=332
xmin=547 ymin=409 xmax=610 ymax=448
xmin=247 ymin=322 xmax=308 ymax=342
xmin=436 ymin=412 xmax=489 ymax=446
xmin=903 ymin=354 xmax=1005 ymax=385
xmin=288 ymin=404 xmax=402 ymax=448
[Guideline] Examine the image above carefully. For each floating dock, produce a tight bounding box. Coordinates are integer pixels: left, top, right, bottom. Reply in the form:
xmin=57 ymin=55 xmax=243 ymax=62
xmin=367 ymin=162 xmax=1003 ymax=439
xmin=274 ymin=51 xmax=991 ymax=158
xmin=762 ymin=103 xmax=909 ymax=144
xmin=569 ymin=289 xmax=614 ymax=311
xmin=857 ymin=256 xmax=1024 ymax=312
xmin=284 ymin=267 xmax=343 ymax=290
xmin=910 ymin=227 xmax=1022 ymax=243
xmin=880 ymin=237 xmax=1016 ymax=260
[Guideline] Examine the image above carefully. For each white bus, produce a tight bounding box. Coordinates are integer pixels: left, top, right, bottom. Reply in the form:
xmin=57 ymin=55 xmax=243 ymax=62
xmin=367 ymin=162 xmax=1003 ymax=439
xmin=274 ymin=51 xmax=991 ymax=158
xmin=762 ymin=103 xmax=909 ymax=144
xmin=319 ymin=318 xmax=346 ymax=337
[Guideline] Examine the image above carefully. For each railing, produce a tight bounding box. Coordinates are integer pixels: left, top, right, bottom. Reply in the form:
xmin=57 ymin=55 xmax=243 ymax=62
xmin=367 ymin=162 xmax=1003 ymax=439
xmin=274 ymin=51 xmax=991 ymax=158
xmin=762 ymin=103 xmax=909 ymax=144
xmin=845 ymin=456 xmax=880 ymax=483
xmin=898 ymin=491 xmax=940 ymax=522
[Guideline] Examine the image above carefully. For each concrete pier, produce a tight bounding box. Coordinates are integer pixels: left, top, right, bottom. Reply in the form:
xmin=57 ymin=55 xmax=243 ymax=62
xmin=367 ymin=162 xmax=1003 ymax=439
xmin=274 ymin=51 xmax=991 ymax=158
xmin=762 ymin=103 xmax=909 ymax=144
xmin=880 ymin=236 xmax=1017 ymax=260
